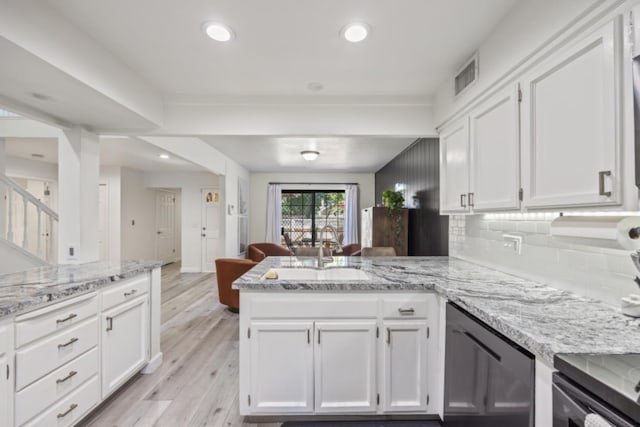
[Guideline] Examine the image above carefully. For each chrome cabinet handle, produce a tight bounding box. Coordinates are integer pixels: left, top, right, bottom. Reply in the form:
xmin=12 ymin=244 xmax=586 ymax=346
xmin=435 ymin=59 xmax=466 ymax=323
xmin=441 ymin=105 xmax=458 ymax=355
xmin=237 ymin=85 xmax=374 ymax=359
xmin=57 ymin=404 xmax=78 ymax=419
xmin=307 ymin=329 xmax=310 ymax=344
xmin=317 ymin=330 xmax=321 ymax=345
xmin=460 ymin=194 xmax=467 ymax=208
xmin=386 ymin=328 xmax=391 ymax=344
xmin=58 ymin=337 xmax=78 ymax=349
xmin=56 ymin=370 xmax=78 ymax=384
xmin=56 ymin=313 xmax=77 ymax=324
xmin=106 ymin=317 xmax=113 ymax=331
xmin=124 ymin=289 xmax=138 ymax=297
xmin=468 ymin=192 xmax=474 ymax=207
xmin=398 ymin=308 xmax=415 ymax=315
xmin=599 ymin=171 xmax=612 ymax=197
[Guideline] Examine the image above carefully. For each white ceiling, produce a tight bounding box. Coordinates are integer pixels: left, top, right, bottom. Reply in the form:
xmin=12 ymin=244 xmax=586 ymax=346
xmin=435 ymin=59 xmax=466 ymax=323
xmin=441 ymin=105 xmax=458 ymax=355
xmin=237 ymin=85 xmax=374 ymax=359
xmin=4 ymin=137 xmax=205 ymax=173
xmin=47 ymin=0 xmax=517 ymax=98
xmin=202 ymin=136 xmax=417 ymax=173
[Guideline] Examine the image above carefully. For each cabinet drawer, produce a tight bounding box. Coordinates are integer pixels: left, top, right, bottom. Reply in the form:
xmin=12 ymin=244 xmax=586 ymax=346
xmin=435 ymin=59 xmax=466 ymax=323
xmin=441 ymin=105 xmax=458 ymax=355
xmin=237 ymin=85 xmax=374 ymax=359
xmin=102 ymin=275 xmax=149 ymax=311
xmin=15 ymin=294 xmax=98 ymax=348
xmin=16 ymin=317 xmax=98 ymax=390
xmin=382 ymin=296 xmax=429 ymax=319
xmin=15 ymin=348 xmax=98 ymax=426
xmin=22 ymin=375 xmax=99 ymax=427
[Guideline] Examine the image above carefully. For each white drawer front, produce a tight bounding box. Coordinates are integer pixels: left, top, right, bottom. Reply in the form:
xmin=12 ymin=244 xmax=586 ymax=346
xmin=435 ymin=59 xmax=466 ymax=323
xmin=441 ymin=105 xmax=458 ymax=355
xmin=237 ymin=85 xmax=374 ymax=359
xmin=16 ymin=317 xmax=98 ymax=390
xmin=15 ymin=347 xmax=98 ymax=426
xmin=15 ymin=295 xmax=98 ymax=348
xmin=102 ymin=275 xmax=149 ymax=311
xmin=382 ymin=296 xmax=429 ymax=319
xmin=22 ymin=375 xmax=99 ymax=427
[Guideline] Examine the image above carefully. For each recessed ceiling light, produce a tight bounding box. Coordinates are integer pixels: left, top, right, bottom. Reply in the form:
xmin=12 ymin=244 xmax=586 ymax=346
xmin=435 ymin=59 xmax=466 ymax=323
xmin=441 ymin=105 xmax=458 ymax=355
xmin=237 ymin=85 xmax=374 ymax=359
xmin=31 ymin=153 xmax=44 ymax=159
xmin=342 ymin=23 xmax=369 ymax=43
xmin=159 ymin=154 xmax=170 ymax=159
xmin=202 ymin=22 xmax=234 ymax=42
xmin=307 ymin=82 xmax=324 ymax=92
xmin=301 ymin=151 xmax=319 ymax=161
xmin=31 ymin=92 xmax=54 ymax=102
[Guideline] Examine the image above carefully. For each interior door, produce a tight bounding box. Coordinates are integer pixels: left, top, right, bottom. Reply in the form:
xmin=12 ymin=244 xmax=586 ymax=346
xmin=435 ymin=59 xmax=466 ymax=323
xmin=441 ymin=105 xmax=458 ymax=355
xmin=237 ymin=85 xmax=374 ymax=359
xmin=469 ymin=85 xmax=520 ymax=211
xmin=521 ymin=19 xmax=621 ymax=209
xmin=439 ymin=118 xmax=470 ymax=213
xmin=201 ymin=188 xmax=221 ymax=272
xmin=155 ymin=190 xmax=176 ymax=265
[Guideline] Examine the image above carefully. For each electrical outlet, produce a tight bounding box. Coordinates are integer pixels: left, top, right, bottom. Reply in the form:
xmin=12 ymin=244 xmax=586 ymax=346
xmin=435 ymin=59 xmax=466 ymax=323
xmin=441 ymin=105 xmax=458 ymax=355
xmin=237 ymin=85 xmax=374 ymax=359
xmin=67 ymin=245 xmax=77 ymax=259
xmin=502 ymin=233 xmax=524 ymax=255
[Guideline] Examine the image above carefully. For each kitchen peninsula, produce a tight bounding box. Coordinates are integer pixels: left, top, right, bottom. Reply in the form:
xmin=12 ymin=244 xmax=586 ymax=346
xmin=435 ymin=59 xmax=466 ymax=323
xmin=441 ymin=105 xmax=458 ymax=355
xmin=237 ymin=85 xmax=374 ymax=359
xmin=0 ymin=260 xmax=162 ymax=427
xmin=235 ymin=256 xmax=640 ymax=425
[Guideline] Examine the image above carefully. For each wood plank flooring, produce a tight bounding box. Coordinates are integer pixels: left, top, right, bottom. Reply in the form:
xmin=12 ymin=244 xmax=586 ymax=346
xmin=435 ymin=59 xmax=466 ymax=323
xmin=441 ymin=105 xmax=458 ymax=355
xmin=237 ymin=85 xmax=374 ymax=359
xmin=79 ymin=262 xmax=280 ymax=427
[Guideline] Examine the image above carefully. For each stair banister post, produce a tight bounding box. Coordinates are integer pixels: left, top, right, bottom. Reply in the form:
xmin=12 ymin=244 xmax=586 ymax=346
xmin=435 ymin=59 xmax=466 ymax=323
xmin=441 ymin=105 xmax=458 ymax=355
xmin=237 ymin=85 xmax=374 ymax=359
xmin=22 ymin=197 xmax=28 ymax=249
xmin=7 ymin=187 xmax=13 ymax=242
xmin=37 ymin=207 xmax=42 ymax=258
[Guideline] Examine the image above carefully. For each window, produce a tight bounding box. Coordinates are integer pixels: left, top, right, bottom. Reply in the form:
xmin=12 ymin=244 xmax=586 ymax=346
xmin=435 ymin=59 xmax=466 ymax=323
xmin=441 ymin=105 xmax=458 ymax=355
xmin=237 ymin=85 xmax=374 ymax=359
xmin=281 ymin=190 xmax=345 ymax=251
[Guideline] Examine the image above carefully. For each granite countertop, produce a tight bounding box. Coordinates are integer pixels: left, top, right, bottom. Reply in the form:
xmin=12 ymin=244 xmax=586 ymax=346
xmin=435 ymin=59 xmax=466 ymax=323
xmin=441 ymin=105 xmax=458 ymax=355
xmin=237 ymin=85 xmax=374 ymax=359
xmin=0 ymin=260 xmax=161 ymax=319
xmin=234 ymin=256 xmax=640 ymax=363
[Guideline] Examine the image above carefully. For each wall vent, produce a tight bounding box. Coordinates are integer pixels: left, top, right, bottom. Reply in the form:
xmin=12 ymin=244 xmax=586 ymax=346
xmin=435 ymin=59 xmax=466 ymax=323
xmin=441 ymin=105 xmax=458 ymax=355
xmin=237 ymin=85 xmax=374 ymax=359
xmin=454 ymin=53 xmax=479 ymax=97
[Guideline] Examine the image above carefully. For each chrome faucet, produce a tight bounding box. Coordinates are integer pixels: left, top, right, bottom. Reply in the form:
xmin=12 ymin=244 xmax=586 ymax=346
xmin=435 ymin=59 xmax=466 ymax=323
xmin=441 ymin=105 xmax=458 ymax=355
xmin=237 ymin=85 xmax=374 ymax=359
xmin=317 ymin=225 xmax=339 ymax=268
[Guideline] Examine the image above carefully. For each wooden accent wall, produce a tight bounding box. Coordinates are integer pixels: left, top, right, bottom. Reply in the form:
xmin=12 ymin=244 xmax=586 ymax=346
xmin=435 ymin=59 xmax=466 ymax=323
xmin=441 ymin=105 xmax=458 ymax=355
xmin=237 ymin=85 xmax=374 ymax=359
xmin=375 ymin=138 xmax=449 ymax=256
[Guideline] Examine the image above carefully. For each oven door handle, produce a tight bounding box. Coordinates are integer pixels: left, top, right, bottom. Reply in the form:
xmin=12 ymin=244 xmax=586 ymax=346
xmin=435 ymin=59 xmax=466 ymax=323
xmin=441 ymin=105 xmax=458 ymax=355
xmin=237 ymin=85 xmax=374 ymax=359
xmin=554 ymin=383 xmax=590 ymax=421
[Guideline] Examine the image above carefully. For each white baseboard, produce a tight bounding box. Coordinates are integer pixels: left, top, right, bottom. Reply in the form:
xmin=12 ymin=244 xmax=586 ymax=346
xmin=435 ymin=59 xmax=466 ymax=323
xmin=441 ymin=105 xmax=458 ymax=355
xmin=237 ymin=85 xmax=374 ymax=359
xmin=141 ymin=352 xmax=163 ymax=374
xmin=180 ymin=267 xmax=200 ymax=273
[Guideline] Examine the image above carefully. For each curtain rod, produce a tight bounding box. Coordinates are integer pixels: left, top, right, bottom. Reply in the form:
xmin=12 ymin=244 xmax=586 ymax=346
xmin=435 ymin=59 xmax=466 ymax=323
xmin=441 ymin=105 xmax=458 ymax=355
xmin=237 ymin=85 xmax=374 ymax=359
xmin=269 ymin=182 xmax=359 ymax=185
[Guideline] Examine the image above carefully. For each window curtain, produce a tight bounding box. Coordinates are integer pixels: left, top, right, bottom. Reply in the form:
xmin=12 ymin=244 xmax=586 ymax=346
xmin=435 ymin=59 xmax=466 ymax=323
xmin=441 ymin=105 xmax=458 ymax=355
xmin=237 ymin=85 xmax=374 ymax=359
xmin=343 ymin=184 xmax=359 ymax=245
xmin=265 ymin=184 xmax=282 ymax=244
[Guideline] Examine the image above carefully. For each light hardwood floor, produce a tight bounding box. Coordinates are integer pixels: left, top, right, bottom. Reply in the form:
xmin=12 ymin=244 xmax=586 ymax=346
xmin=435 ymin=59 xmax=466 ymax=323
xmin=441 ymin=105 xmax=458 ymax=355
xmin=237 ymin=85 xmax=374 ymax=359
xmin=80 ymin=262 xmax=279 ymax=427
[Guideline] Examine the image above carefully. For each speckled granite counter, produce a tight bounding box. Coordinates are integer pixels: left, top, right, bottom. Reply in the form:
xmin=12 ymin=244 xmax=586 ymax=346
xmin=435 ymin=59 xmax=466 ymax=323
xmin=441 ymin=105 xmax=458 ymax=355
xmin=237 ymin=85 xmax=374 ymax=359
xmin=234 ymin=256 xmax=640 ymax=363
xmin=0 ymin=260 xmax=161 ymax=319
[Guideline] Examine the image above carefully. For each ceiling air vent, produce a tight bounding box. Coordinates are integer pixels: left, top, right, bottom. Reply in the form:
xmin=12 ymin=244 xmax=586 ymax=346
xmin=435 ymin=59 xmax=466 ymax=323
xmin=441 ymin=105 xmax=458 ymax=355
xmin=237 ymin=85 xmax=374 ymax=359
xmin=454 ymin=53 xmax=478 ymax=97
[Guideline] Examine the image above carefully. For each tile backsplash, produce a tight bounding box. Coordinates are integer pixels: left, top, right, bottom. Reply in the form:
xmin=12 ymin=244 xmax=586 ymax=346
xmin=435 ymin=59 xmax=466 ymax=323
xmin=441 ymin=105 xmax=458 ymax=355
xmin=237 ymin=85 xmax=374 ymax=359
xmin=449 ymin=214 xmax=639 ymax=307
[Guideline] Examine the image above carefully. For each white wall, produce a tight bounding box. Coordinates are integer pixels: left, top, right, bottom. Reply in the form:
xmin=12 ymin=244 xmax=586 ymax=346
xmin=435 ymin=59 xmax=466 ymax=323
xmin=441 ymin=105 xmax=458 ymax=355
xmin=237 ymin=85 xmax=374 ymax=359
xmin=0 ymin=239 xmax=46 ymax=274
xmin=100 ymin=165 xmax=121 ymax=261
xmin=145 ymin=171 xmax=220 ymax=272
xmin=120 ymin=168 xmax=156 ymax=260
xmin=249 ymin=172 xmax=375 ymax=244
xmin=5 ymin=156 xmax=57 ymax=182
xmin=434 ymin=0 xmax=611 ymax=125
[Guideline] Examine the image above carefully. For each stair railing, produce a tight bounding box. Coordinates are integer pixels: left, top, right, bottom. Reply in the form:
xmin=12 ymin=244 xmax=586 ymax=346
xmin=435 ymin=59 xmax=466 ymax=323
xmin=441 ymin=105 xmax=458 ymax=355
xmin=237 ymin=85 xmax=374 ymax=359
xmin=0 ymin=173 xmax=58 ymax=263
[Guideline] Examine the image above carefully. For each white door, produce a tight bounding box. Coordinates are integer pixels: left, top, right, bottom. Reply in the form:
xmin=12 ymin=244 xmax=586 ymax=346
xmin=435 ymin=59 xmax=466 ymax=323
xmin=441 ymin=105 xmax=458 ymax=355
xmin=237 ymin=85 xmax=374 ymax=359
xmin=469 ymin=86 xmax=520 ymax=211
xmin=314 ymin=321 xmax=377 ymax=413
xmin=201 ymin=188 xmax=221 ymax=272
xmin=155 ymin=190 xmax=176 ymax=265
xmin=248 ymin=321 xmax=314 ymax=413
xmin=101 ymin=296 xmax=149 ymax=398
xmin=98 ymin=184 xmax=109 ymax=261
xmin=382 ymin=321 xmax=428 ymax=412
xmin=440 ymin=118 xmax=470 ymax=213
xmin=521 ymin=19 xmax=621 ymax=209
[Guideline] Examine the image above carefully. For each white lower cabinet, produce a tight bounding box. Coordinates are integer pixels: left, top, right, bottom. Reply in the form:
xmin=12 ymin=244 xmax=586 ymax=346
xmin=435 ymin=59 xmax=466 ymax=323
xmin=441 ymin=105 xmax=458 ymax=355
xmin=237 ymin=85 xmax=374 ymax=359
xmin=248 ymin=321 xmax=314 ymax=413
xmin=101 ymin=294 xmax=149 ymax=398
xmin=382 ymin=321 xmax=429 ymax=412
xmin=0 ymin=321 xmax=14 ymax=427
xmin=240 ymin=292 xmax=439 ymax=416
xmin=314 ymin=321 xmax=377 ymax=413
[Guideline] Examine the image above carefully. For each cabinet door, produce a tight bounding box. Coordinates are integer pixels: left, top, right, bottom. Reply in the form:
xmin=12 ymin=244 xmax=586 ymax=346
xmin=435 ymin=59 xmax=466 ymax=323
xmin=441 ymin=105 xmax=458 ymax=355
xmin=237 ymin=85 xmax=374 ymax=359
xmin=101 ymin=295 xmax=149 ymax=398
xmin=440 ymin=118 xmax=470 ymax=213
xmin=521 ymin=19 xmax=621 ymax=209
xmin=382 ymin=321 xmax=428 ymax=412
xmin=248 ymin=321 xmax=314 ymax=413
xmin=470 ymin=86 xmax=520 ymax=211
xmin=314 ymin=321 xmax=377 ymax=413
xmin=0 ymin=352 xmax=11 ymax=427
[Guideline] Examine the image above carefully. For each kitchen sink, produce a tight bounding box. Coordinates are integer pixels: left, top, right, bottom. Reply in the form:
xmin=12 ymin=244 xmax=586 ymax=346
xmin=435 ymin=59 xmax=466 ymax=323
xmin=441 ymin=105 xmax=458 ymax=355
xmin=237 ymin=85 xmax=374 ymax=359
xmin=261 ymin=268 xmax=369 ymax=281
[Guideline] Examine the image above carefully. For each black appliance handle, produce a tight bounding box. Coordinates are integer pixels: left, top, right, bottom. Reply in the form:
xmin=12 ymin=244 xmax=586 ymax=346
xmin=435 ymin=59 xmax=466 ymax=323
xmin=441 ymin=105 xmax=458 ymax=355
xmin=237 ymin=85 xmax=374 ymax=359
xmin=463 ymin=331 xmax=502 ymax=363
xmin=553 ymin=383 xmax=589 ymax=423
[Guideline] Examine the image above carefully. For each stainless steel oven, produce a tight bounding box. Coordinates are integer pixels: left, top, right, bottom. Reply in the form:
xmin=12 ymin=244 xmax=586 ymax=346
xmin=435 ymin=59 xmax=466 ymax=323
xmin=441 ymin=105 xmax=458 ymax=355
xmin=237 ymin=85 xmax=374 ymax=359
xmin=443 ymin=303 xmax=534 ymax=427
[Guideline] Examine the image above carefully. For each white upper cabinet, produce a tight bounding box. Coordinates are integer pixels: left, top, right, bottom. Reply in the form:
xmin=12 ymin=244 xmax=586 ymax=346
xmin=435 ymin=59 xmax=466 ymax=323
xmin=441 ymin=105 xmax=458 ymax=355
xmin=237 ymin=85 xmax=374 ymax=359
xmin=469 ymin=85 xmax=521 ymax=211
xmin=521 ymin=18 xmax=621 ymax=209
xmin=440 ymin=118 xmax=470 ymax=213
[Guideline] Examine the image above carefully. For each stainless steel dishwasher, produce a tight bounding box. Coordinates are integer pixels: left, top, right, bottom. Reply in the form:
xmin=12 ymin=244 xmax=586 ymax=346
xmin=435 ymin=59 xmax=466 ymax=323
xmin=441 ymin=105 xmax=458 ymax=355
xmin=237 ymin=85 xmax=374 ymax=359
xmin=443 ymin=303 xmax=535 ymax=427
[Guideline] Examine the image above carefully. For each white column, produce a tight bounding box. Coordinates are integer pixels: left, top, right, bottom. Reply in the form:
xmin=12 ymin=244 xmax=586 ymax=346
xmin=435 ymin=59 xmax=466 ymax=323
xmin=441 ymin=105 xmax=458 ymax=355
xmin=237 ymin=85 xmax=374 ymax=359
xmin=57 ymin=127 xmax=100 ymax=263
xmin=0 ymin=138 xmax=6 ymax=239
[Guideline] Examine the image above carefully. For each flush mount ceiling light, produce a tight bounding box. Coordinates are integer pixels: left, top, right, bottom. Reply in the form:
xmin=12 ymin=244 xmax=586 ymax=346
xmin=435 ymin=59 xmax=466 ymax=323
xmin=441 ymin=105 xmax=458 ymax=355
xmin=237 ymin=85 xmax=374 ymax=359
xmin=159 ymin=154 xmax=170 ymax=159
xmin=301 ymin=150 xmax=319 ymax=161
xmin=202 ymin=22 xmax=235 ymax=42
xmin=342 ymin=23 xmax=369 ymax=43
xmin=307 ymin=82 xmax=324 ymax=92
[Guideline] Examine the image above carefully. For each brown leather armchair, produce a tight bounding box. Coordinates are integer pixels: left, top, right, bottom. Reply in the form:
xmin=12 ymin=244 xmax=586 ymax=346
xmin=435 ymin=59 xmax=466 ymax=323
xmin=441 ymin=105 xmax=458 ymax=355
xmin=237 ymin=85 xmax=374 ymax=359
xmin=215 ymin=258 xmax=258 ymax=312
xmin=247 ymin=243 xmax=292 ymax=262
xmin=339 ymin=243 xmax=362 ymax=256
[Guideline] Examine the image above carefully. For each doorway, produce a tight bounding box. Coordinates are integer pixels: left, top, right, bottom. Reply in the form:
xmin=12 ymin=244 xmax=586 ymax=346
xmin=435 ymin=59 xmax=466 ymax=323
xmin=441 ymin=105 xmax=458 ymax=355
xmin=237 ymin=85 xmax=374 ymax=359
xmin=155 ymin=190 xmax=177 ymax=265
xmin=201 ymin=188 xmax=221 ymax=272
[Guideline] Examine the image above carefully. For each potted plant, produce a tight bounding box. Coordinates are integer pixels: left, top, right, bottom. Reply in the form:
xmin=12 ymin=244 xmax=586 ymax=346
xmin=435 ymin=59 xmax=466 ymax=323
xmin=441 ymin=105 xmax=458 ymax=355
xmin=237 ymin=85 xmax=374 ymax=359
xmin=382 ymin=190 xmax=405 ymax=250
